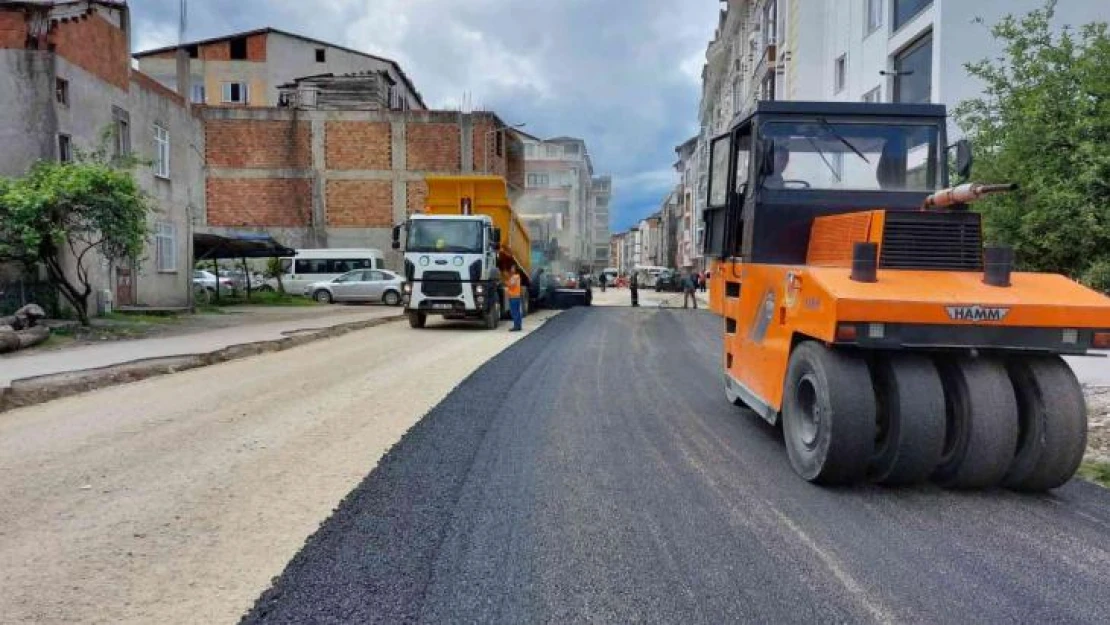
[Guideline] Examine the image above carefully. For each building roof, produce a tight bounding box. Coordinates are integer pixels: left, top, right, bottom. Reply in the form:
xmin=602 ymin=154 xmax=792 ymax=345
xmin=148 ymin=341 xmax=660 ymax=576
xmin=133 ymin=26 xmax=426 ymax=109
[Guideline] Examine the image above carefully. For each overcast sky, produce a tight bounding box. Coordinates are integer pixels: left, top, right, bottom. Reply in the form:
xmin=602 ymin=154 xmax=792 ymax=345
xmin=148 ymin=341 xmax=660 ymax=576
xmin=128 ymin=0 xmax=721 ymax=233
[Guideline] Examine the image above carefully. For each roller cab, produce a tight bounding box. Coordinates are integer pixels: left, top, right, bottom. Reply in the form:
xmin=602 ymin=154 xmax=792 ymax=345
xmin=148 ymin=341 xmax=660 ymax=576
xmin=708 ymin=101 xmax=1106 ymax=490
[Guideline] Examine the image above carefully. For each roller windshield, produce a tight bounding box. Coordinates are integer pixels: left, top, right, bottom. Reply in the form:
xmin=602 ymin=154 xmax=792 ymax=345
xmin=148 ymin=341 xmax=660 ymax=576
xmin=761 ymin=121 xmax=941 ymax=192
xmin=407 ymin=220 xmax=484 ymax=254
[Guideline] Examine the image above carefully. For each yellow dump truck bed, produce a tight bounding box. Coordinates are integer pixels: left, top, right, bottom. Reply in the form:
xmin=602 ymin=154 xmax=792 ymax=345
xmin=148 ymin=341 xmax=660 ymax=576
xmin=423 ymin=176 xmax=531 ymax=276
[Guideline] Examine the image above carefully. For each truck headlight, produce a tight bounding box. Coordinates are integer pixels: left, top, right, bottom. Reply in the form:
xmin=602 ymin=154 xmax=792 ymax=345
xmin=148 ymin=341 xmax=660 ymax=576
xmin=419 ymin=256 xmax=430 ymax=267
xmin=475 ymin=284 xmax=485 ymax=295
xmin=454 ymin=256 xmax=464 ymax=266
xmin=403 ymin=282 xmax=412 ymax=294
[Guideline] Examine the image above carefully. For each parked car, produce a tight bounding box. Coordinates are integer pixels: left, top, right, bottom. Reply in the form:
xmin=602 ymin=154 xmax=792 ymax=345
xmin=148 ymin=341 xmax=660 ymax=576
xmin=655 ymin=269 xmax=681 ymax=292
xmin=563 ymin=272 xmax=579 ymax=288
xmin=304 ymin=269 xmax=404 ymax=305
xmin=193 ymin=270 xmax=237 ymax=294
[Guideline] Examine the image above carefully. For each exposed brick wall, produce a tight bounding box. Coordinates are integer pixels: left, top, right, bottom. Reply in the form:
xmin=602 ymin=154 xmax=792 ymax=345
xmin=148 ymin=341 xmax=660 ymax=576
xmin=0 ymin=11 xmax=27 ymax=48
xmin=407 ymin=180 xmax=428 ymax=214
xmin=406 ymin=123 xmax=460 ymax=171
xmin=247 ymin=33 xmax=267 ymax=62
xmin=206 ymin=120 xmax=311 ymax=169
xmin=201 ymin=41 xmax=230 ymax=61
xmin=326 ymin=180 xmax=393 ymax=227
xmin=49 ymin=11 xmax=130 ymax=91
xmin=207 ymin=179 xmax=311 ymax=227
xmin=326 ymin=121 xmax=391 ymax=170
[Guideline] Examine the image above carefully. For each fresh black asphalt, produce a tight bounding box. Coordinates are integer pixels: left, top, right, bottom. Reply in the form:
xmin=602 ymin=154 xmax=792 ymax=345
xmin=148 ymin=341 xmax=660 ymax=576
xmin=243 ymin=307 xmax=1110 ymax=624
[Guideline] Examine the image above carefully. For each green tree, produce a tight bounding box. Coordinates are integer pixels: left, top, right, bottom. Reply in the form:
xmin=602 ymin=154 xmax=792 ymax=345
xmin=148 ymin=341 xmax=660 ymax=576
xmin=954 ymin=1 xmax=1110 ymax=290
xmin=0 ymin=158 xmax=152 ymax=325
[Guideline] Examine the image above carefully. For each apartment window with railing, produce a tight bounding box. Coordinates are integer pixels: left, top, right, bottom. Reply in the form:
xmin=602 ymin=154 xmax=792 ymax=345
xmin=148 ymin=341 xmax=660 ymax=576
xmin=526 ymin=173 xmax=550 ymax=188
xmin=763 ymin=0 xmax=778 ymax=46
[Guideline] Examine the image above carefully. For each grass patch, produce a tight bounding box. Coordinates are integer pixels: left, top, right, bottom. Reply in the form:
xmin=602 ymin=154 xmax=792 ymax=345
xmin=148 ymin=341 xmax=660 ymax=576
xmin=103 ymin=311 xmax=179 ymax=324
xmin=198 ymin=291 xmax=318 ymax=309
xmin=1078 ymin=461 xmax=1110 ymax=488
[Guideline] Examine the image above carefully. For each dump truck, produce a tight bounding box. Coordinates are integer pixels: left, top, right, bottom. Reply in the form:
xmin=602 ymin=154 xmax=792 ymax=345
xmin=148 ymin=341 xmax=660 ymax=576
xmin=392 ymin=175 xmax=531 ymax=329
xmin=705 ymin=100 xmax=1110 ymax=490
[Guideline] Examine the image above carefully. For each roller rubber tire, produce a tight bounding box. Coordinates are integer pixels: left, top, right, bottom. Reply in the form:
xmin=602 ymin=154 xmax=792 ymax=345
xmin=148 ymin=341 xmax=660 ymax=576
xmin=1002 ymin=356 xmax=1087 ymax=491
xmin=407 ymin=312 xmax=426 ymax=329
xmin=932 ymin=357 xmax=1019 ymax=489
xmin=782 ymin=342 xmax=875 ymax=485
xmin=867 ymin=354 xmax=946 ymax=485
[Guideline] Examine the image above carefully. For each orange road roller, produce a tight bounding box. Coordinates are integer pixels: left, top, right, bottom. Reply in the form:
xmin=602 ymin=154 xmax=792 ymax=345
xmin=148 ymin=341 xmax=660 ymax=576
xmin=703 ymin=101 xmax=1110 ymax=490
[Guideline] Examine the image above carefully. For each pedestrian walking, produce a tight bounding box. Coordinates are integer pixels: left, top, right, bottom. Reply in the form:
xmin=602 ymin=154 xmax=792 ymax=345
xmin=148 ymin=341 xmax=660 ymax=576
xmin=683 ymin=271 xmax=698 ymax=309
xmin=630 ymin=272 xmax=640 ymax=307
xmin=599 ymin=272 xmax=607 ymax=292
xmin=700 ymin=271 xmax=708 ymax=293
xmin=507 ymin=265 xmax=524 ymax=332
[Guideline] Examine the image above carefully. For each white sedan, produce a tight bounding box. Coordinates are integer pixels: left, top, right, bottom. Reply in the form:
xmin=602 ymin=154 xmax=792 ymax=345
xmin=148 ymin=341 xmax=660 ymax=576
xmin=305 ymin=269 xmax=405 ymax=306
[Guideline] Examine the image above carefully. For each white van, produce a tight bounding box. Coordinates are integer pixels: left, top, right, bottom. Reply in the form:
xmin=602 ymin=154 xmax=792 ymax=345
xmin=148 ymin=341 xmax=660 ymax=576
xmin=277 ymin=249 xmax=385 ymax=293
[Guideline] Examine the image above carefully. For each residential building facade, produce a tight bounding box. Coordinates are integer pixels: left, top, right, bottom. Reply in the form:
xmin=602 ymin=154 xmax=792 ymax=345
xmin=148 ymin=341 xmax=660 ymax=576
xmin=589 ymin=175 xmax=612 ymax=270
xmin=134 ymin=27 xmax=425 ymax=110
xmin=0 ymin=0 xmax=203 ymax=312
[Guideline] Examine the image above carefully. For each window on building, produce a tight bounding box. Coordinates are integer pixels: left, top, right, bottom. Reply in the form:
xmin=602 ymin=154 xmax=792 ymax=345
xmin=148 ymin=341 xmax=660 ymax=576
xmin=527 ymin=173 xmax=551 ymax=188
xmin=545 ymin=144 xmax=562 ymax=158
xmin=866 ymin=0 xmax=883 ymax=35
xmin=862 ymin=86 xmax=882 ymax=103
xmin=892 ymin=33 xmax=933 ymax=104
xmin=834 ymin=54 xmax=848 ymax=93
xmin=186 ymin=44 xmax=199 ymax=59
xmin=58 ymin=134 xmax=72 ymax=163
xmin=732 ymin=76 xmax=743 ymax=115
xmin=763 ymin=0 xmax=778 ymax=46
xmin=315 ymin=48 xmax=326 ymax=63
xmin=525 ymin=144 xmax=537 ymax=158
xmin=222 ymin=82 xmax=249 ymax=104
xmin=893 ymin=0 xmax=931 ymax=32
xmin=112 ymin=107 xmax=130 ymax=158
xmin=155 ymin=222 xmax=177 ymax=272
xmin=153 ymin=123 xmax=170 ymax=179
xmin=55 ymin=77 xmax=69 ymax=106
xmin=191 ymin=83 xmax=206 ymax=104
xmin=229 ymin=36 xmax=248 ymax=60
xmin=761 ymin=72 xmax=776 ymax=101
xmin=495 ymin=131 xmax=504 ymax=157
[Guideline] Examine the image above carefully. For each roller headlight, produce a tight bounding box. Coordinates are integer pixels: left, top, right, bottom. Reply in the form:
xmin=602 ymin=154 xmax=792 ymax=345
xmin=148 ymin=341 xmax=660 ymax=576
xmin=419 ymin=256 xmax=430 ymax=267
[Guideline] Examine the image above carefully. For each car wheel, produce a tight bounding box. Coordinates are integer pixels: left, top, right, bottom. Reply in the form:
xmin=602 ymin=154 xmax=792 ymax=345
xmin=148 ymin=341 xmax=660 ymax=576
xmin=313 ymin=290 xmax=333 ymax=304
xmin=383 ymin=290 xmax=401 ymax=307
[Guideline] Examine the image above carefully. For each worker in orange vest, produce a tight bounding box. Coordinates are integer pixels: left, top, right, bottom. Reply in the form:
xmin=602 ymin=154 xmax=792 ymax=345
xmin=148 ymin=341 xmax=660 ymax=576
xmin=507 ymin=265 xmax=523 ymax=332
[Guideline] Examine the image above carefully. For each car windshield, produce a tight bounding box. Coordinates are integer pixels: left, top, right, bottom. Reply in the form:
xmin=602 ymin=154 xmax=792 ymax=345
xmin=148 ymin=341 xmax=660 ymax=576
xmin=760 ymin=121 xmax=941 ymax=192
xmin=407 ymin=220 xmax=484 ymax=254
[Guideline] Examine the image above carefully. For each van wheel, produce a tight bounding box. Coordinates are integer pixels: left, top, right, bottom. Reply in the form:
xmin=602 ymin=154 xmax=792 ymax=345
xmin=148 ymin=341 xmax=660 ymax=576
xmin=313 ymin=290 xmax=333 ymax=304
xmin=782 ymin=342 xmax=875 ymax=484
xmin=382 ymin=290 xmax=401 ymax=307
xmin=485 ymin=299 xmax=501 ymax=330
xmin=408 ymin=312 xmax=426 ymax=329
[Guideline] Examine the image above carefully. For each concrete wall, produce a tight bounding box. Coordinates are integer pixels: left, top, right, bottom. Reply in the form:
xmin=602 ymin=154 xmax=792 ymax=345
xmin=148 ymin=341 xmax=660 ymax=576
xmin=0 ymin=50 xmax=56 ymax=176
xmin=137 ymin=31 xmax=424 ymax=110
xmin=200 ymin=108 xmax=518 ymax=270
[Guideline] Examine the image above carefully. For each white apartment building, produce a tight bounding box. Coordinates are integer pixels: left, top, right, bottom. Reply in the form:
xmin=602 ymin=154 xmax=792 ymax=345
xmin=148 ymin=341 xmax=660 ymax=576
xmin=518 ymin=135 xmax=609 ymax=270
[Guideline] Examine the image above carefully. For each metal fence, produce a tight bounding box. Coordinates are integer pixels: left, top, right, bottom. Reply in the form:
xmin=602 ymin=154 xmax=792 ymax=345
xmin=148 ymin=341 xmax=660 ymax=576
xmin=0 ymin=279 xmax=60 ymax=317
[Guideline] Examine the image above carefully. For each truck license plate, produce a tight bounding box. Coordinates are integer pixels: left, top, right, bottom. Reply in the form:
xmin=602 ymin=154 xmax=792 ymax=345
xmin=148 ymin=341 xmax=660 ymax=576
xmin=433 ymin=303 xmax=453 ymax=310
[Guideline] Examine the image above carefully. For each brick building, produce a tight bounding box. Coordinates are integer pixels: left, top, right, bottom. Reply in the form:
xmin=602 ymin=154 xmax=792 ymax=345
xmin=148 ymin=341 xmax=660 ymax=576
xmin=200 ymin=106 xmax=524 ymax=264
xmin=0 ymin=0 xmax=203 ymax=312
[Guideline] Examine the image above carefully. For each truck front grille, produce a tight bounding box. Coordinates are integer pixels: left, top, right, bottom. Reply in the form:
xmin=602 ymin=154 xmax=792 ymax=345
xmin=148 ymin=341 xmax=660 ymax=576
xmin=880 ymin=211 xmax=983 ymax=271
xmin=421 ymin=271 xmax=463 ymax=297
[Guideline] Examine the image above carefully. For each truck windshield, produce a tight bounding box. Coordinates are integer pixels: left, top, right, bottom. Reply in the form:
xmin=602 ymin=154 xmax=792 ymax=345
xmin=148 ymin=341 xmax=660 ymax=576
xmin=407 ymin=220 xmax=485 ymax=254
xmin=760 ymin=121 xmax=941 ymax=192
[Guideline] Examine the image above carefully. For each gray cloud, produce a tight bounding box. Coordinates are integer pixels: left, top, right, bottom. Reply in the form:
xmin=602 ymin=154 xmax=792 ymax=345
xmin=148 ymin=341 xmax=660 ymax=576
xmin=128 ymin=0 xmax=719 ymax=231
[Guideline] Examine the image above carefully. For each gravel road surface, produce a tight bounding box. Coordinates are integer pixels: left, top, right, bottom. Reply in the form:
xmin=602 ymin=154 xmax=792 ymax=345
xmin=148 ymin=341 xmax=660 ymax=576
xmin=0 ymin=311 xmax=557 ymax=624
xmin=244 ymin=307 xmax=1110 ymax=625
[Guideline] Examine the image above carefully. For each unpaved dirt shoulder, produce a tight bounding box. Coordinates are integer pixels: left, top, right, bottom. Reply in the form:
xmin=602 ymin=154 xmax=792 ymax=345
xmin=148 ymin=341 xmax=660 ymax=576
xmin=1085 ymin=386 xmax=1110 ymax=462
xmin=0 ymin=311 xmax=559 ymax=625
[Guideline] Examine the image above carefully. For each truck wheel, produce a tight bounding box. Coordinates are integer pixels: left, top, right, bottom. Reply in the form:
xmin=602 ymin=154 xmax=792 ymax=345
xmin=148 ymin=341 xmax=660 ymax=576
xmin=868 ymin=354 xmax=946 ymax=485
xmin=485 ymin=299 xmax=500 ymax=330
xmin=408 ymin=312 xmax=426 ymax=329
xmin=1002 ymin=356 xmax=1087 ymax=491
xmin=782 ymin=342 xmax=875 ymax=484
xmin=932 ymin=357 xmax=1019 ymax=489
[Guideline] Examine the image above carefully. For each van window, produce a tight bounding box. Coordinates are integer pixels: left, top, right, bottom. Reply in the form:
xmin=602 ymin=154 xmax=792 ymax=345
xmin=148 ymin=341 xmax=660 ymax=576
xmin=279 ymin=258 xmax=292 ymax=273
xmin=374 ymin=258 xmax=384 ymax=269
xmin=328 ymin=259 xmax=372 ymax=272
xmin=295 ymin=259 xmax=328 ymax=274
